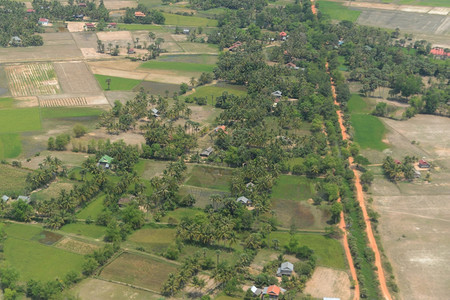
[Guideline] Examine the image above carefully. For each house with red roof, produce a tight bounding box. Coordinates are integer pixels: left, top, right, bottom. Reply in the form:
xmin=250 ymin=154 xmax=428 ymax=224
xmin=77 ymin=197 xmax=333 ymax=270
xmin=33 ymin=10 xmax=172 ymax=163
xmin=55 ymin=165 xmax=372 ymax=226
xmin=38 ymin=18 xmax=49 ymax=26
xmin=135 ymin=11 xmax=146 ymax=17
xmin=430 ymin=47 xmax=450 ymax=58
xmin=84 ymin=23 xmax=96 ymax=31
xmin=228 ymin=41 xmax=242 ymax=51
xmin=27 ymin=9 xmax=35 ymax=13
xmin=279 ymin=31 xmax=287 ymax=40
xmin=418 ymin=159 xmax=430 ymax=168
xmin=214 ymin=125 xmax=228 ymax=134
xmin=107 ymin=22 xmax=117 ymax=28
xmin=285 ymin=62 xmax=299 ymax=70
xmin=262 ymin=285 xmax=286 ymax=299
xmin=78 ymin=2 xmax=87 ymax=7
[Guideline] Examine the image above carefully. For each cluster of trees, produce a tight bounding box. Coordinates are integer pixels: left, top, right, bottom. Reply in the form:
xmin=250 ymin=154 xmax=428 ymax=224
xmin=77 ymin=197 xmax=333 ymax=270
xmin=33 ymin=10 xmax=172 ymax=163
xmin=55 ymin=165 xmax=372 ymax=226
xmin=0 ymin=0 xmax=43 ymax=47
xmin=382 ymin=156 xmax=416 ymax=182
xmin=31 ymin=0 xmax=109 ymax=21
xmin=189 ymin=0 xmax=267 ymax=11
xmin=122 ymin=5 xmax=165 ymax=24
xmin=26 ymin=156 xmax=66 ymax=191
xmin=47 ymin=134 xmax=71 ymax=151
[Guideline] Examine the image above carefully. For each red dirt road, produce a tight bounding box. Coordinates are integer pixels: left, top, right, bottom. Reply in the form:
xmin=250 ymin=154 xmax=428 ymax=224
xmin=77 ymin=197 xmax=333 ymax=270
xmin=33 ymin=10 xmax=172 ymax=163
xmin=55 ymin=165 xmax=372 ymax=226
xmin=327 ymin=61 xmax=392 ymax=300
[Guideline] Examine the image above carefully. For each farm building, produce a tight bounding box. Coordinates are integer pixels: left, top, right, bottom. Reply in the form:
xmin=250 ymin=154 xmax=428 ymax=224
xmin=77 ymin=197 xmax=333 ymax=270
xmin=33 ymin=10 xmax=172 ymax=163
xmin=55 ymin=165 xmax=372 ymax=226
xmin=279 ymin=31 xmax=287 ymax=40
xmin=419 ymin=160 xmax=430 ymax=168
xmin=414 ymin=170 xmax=421 ymax=178
xmin=78 ymin=2 xmax=87 ymax=7
xmin=200 ymin=147 xmax=214 ymax=157
xmin=17 ymin=196 xmax=30 ymax=203
xmin=97 ymin=155 xmax=113 ymax=169
xmin=2 ymin=195 xmax=9 ymax=203
xmin=251 ymin=286 xmax=263 ymax=296
xmin=38 ymin=18 xmax=49 ymax=26
xmin=228 ymin=41 xmax=242 ymax=51
xmin=84 ymin=23 xmax=96 ymax=31
xmin=430 ymin=47 xmax=450 ymax=58
xmin=107 ymin=22 xmax=117 ymax=28
xmin=236 ymin=196 xmax=252 ymax=206
xmin=135 ymin=11 xmax=146 ymax=17
xmin=214 ymin=125 xmax=227 ymax=133
xmin=183 ymin=29 xmax=190 ymax=34
xmin=128 ymin=48 xmax=136 ymax=54
xmin=277 ymin=261 xmax=294 ymax=276
xmin=262 ymin=285 xmax=286 ymax=299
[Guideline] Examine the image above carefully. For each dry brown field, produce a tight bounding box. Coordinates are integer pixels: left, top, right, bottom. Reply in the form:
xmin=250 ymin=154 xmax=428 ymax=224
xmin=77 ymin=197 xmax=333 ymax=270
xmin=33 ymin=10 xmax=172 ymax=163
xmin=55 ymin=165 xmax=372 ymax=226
xmin=366 ymin=115 xmax=450 ymax=300
xmin=304 ymin=267 xmax=353 ymax=300
xmin=54 ymin=61 xmax=101 ymax=94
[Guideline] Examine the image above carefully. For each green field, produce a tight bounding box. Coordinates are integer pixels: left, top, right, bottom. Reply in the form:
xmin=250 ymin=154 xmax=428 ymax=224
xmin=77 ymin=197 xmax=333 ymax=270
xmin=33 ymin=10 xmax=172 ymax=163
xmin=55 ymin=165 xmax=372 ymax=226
xmin=140 ymin=61 xmax=215 ymax=73
xmin=0 ymin=97 xmax=14 ymax=109
xmin=160 ymin=207 xmax=206 ymax=223
xmin=117 ymin=23 xmax=162 ymax=31
xmin=134 ymin=159 xmax=170 ymax=180
xmin=184 ymin=85 xmax=247 ymax=105
xmin=60 ymin=223 xmax=106 ymax=239
xmin=349 ymin=95 xmax=388 ymax=150
xmin=3 ymin=223 xmax=84 ymax=281
xmin=0 ymin=133 xmax=22 ymax=159
xmin=268 ymin=232 xmax=347 ymax=269
xmin=0 ymin=164 xmax=30 ymax=194
xmin=76 ymin=194 xmax=106 ymax=220
xmin=158 ymin=54 xmax=218 ymax=65
xmin=94 ymin=75 xmax=142 ymax=91
xmin=41 ymin=107 xmax=104 ymax=119
xmin=272 ymin=175 xmax=317 ymax=201
xmin=185 ymin=165 xmax=232 ymax=191
xmin=128 ymin=227 xmax=176 ymax=252
xmin=317 ymin=1 xmax=361 ymax=22
xmin=100 ymin=252 xmax=178 ymax=291
xmin=0 ymin=108 xmax=41 ymax=133
xmin=162 ymin=13 xmax=218 ymax=27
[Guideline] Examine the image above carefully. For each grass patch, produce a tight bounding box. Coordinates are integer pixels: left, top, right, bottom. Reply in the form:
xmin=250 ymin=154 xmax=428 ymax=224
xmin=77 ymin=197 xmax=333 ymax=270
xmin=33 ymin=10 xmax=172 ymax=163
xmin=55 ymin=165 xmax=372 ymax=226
xmin=94 ymin=74 xmax=142 ymax=91
xmin=273 ymin=199 xmax=330 ymax=230
xmin=160 ymin=207 xmax=206 ymax=223
xmin=268 ymin=232 xmax=347 ymax=269
xmin=32 ymin=181 xmax=74 ymax=202
xmin=317 ymin=1 xmax=361 ymax=22
xmin=140 ymin=61 xmax=215 ymax=73
xmin=158 ymin=54 xmax=218 ymax=65
xmin=383 ymin=0 xmax=450 ymax=7
xmin=4 ymin=223 xmax=43 ymax=240
xmin=348 ymin=94 xmax=368 ymax=114
xmin=272 ymin=175 xmax=317 ymax=201
xmin=351 ymin=114 xmax=387 ymax=150
xmin=60 ymin=223 xmax=106 ymax=239
xmin=100 ymin=252 xmax=178 ymax=291
xmin=128 ymin=227 xmax=176 ymax=252
xmin=4 ymin=237 xmax=84 ymax=281
xmin=0 ymin=108 xmax=41 ymax=133
xmin=76 ymin=194 xmax=106 ymax=220
xmin=134 ymin=159 xmax=170 ymax=180
xmin=41 ymin=107 xmax=104 ymax=119
xmin=185 ymin=165 xmax=232 ymax=192
xmin=0 ymin=97 xmax=14 ymax=109
xmin=117 ymin=23 xmax=162 ymax=31
xmin=0 ymin=133 xmax=22 ymax=159
xmin=338 ymin=56 xmax=348 ymax=71
xmin=183 ymin=85 xmax=247 ymax=105
xmin=162 ymin=12 xmax=218 ymax=27
xmin=180 ymin=185 xmax=228 ymax=208
xmin=0 ymin=164 xmax=30 ymax=194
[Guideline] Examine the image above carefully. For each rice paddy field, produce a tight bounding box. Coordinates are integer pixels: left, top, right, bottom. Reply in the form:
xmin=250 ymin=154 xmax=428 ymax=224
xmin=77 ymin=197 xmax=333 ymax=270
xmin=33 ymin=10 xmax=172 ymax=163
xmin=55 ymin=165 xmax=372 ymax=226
xmin=0 ymin=108 xmax=41 ymax=133
xmin=140 ymin=61 xmax=216 ymax=73
xmin=127 ymin=227 xmax=177 ymax=253
xmin=5 ymin=63 xmax=60 ymax=97
xmin=162 ymin=13 xmax=218 ymax=27
xmin=60 ymin=223 xmax=106 ymax=239
xmin=317 ymin=1 xmax=361 ymax=22
xmin=0 ymin=164 xmax=30 ymax=194
xmin=184 ymin=165 xmax=233 ymax=192
xmin=94 ymin=74 xmax=142 ymax=91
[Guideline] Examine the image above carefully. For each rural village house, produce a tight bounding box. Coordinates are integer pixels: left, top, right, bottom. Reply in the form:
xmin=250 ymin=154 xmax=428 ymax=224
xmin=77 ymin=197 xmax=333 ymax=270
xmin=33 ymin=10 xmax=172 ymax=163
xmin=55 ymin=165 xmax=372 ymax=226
xmin=17 ymin=195 xmax=30 ymax=204
xmin=261 ymin=285 xmax=286 ymax=299
xmin=418 ymin=159 xmax=431 ymax=168
xmin=38 ymin=18 xmax=49 ymax=26
xmin=151 ymin=108 xmax=159 ymax=117
xmin=135 ymin=11 xmax=146 ymax=17
xmin=2 ymin=195 xmax=9 ymax=203
xmin=97 ymin=155 xmax=113 ymax=169
xmin=276 ymin=261 xmax=294 ymax=276
xmin=200 ymin=147 xmax=214 ymax=157
xmin=236 ymin=196 xmax=252 ymax=206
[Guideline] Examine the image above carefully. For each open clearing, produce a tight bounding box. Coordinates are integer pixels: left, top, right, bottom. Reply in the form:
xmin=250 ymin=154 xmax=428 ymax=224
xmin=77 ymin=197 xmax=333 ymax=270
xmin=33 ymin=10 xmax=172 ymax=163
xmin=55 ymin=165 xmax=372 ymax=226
xmin=134 ymin=159 xmax=170 ymax=180
xmin=304 ymin=266 xmax=352 ymax=300
xmin=100 ymin=252 xmax=178 ymax=291
xmin=72 ymin=278 xmax=160 ymax=300
xmin=5 ymin=63 xmax=60 ymax=97
xmin=54 ymin=61 xmax=101 ymax=94
xmin=367 ymin=115 xmax=450 ymax=300
xmin=95 ymin=74 xmax=142 ymax=91
xmin=0 ymin=164 xmax=30 ymax=194
xmin=60 ymin=223 xmax=106 ymax=239
xmin=0 ymin=108 xmax=41 ymax=133
xmin=127 ymin=227 xmax=176 ymax=253
xmin=185 ymin=165 xmax=232 ymax=191
xmin=55 ymin=236 xmax=100 ymax=255
xmin=318 ymin=1 xmax=362 ymax=21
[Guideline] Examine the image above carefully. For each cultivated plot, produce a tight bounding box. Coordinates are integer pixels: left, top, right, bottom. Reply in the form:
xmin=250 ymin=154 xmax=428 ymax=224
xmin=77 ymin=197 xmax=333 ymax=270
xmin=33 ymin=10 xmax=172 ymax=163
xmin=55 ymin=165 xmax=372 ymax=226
xmin=54 ymin=61 xmax=101 ymax=94
xmin=5 ymin=63 xmax=60 ymax=97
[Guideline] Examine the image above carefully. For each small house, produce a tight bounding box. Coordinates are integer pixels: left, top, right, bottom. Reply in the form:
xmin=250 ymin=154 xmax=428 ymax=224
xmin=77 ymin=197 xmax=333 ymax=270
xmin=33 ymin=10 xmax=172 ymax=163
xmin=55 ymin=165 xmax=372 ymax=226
xmin=279 ymin=31 xmax=287 ymax=40
xmin=262 ymin=285 xmax=285 ymax=299
xmin=107 ymin=22 xmax=117 ymax=28
xmin=78 ymin=3 xmax=87 ymax=7
xmin=236 ymin=196 xmax=252 ymax=206
xmin=128 ymin=48 xmax=136 ymax=54
xmin=10 ymin=36 xmax=22 ymax=45
xmin=135 ymin=11 xmax=146 ymax=17
xmin=228 ymin=41 xmax=242 ymax=51
xmin=85 ymin=23 xmax=96 ymax=31
xmin=285 ymin=62 xmax=299 ymax=70
xmin=27 ymin=9 xmax=35 ymax=13
xmin=98 ymin=155 xmax=113 ymax=169
xmin=214 ymin=125 xmax=227 ymax=133
xmin=2 ymin=195 xmax=9 ymax=203
xmin=17 ymin=196 xmax=30 ymax=204
xmin=414 ymin=170 xmax=421 ymax=178
xmin=246 ymin=182 xmax=255 ymax=190
xmin=277 ymin=261 xmax=294 ymax=276
xmin=38 ymin=18 xmax=49 ymax=26
xmin=183 ymin=29 xmax=190 ymax=34
xmin=251 ymin=286 xmax=263 ymax=297
xmin=271 ymin=90 xmax=282 ymax=98
xmin=74 ymin=14 xmax=84 ymax=19
xmin=430 ymin=47 xmax=450 ymax=58
xmin=151 ymin=108 xmax=159 ymax=117
xmin=200 ymin=147 xmax=214 ymax=157
xmin=418 ymin=160 xmax=430 ymax=168
xmin=394 ymin=159 xmax=402 ymax=165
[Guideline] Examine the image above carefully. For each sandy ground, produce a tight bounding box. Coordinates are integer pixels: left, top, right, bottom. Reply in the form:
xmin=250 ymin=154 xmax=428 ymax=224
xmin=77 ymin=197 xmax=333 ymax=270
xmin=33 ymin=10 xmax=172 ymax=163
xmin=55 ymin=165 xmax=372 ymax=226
xmin=54 ymin=61 xmax=102 ymax=94
xmin=304 ymin=267 xmax=353 ymax=300
xmin=366 ymin=115 xmax=450 ymax=300
xmin=103 ymin=0 xmax=137 ymax=10
xmin=67 ymin=22 xmax=85 ymax=33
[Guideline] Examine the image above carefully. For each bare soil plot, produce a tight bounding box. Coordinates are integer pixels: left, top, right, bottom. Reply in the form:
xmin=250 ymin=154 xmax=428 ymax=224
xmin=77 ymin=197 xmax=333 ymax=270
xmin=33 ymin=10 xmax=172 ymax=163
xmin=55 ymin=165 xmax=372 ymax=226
xmin=66 ymin=22 xmax=85 ymax=33
xmin=54 ymin=61 xmax=101 ymax=94
xmin=103 ymin=0 xmax=137 ymax=9
xmin=100 ymin=252 xmax=178 ymax=291
xmin=180 ymin=185 xmax=228 ymax=208
xmin=32 ymin=181 xmax=74 ymax=201
xmin=71 ymin=32 xmax=98 ymax=48
xmin=19 ymin=151 xmax=91 ymax=170
xmin=87 ymin=128 xmax=145 ymax=146
xmin=104 ymin=91 xmax=137 ymax=105
xmin=5 ymin=63 xmax=60 ymax=97
xmin=72 ymin=278 xmax=160 ymax=300
xmin=304 ymin=266 xmax=353 ymax=300
xmin=272 ymin=198 xmax=330 ymax=229
xmin=97 ymin=31 xmax=134 ymax=48
xmin=0 ymin=33 xmax=82 ymax=63
xmin=134 ymin=80 xmax=180 ymax=96
xmin=368 ymin=115 xmax=450 ymax=300
xmin=55 ymin=237 xmax=100 ymax=255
